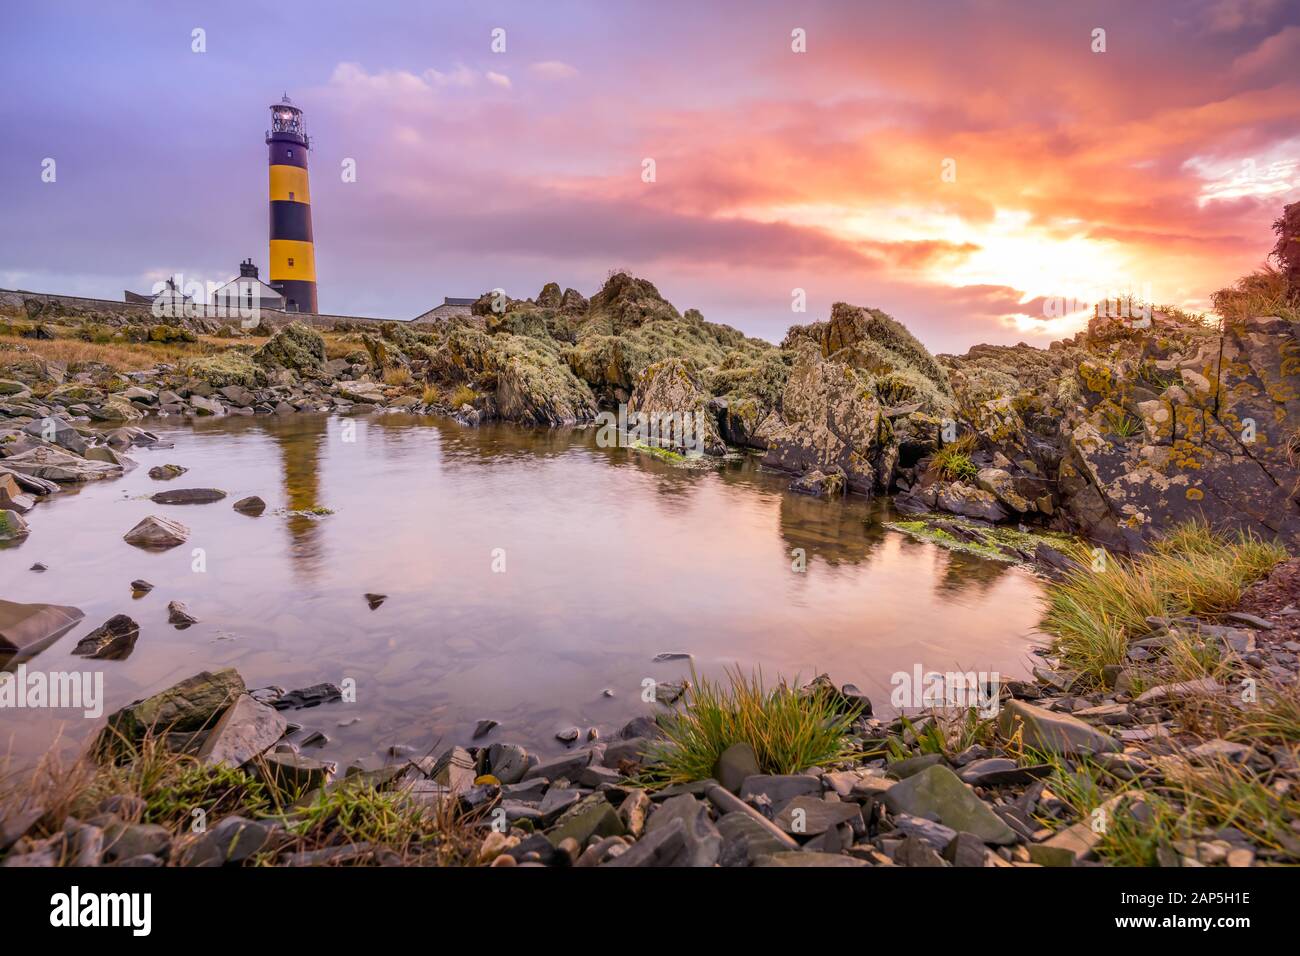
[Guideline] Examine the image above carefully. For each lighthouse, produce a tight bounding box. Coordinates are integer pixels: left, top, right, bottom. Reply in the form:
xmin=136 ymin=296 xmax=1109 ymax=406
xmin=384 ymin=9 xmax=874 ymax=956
xmin=266 ymin=95 xmax=318 ymax=313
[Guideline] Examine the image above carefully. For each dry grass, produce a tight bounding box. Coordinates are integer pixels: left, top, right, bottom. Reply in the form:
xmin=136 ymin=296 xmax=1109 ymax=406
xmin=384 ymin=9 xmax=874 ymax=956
xmin=382 ymin=366 xmax=413 ymax=387
xmin=1212 ymin=264 xmax=1300 ymax=327
xmin=0 ymin=334 xmax=197 ymax=372
xmin=1041 ymin=520 xmax=1287 ymax=684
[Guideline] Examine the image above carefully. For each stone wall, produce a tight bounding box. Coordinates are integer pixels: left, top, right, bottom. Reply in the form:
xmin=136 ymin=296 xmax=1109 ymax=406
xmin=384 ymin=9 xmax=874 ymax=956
xmin=0 ymin=288 xmax=409 ymax=329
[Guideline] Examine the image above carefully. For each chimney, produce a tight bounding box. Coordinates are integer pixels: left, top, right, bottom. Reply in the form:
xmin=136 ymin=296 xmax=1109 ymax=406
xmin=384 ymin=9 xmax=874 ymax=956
xmin=240 ymin=258 xmax=259 ymax=279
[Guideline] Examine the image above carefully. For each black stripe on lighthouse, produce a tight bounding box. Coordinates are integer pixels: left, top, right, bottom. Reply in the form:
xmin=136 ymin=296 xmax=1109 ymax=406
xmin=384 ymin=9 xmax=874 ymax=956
xmin=269 ymin=201 xmax=314 ymax=243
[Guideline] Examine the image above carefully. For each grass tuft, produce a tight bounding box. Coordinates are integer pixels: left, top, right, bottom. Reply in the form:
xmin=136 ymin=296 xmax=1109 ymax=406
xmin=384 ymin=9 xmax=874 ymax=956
xmin=641 ymin=667 xmax=862 ymax=786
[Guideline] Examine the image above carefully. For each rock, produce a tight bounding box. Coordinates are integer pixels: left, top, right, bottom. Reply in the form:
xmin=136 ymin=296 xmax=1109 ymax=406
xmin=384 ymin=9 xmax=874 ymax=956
xmin=643 ymin=794 xmax=722 ymax=865
xmin=195 ymin=696 xmax=286 ymax=768
xmin=547 ymin=794 xmax=626 ymax=847
xmin=0 ymin=473 xmax=37 ymax=514
xmin=430 ymin=746 xmax=478 ymax=792
xmin=717 ymin=811 xmax=795 ymax=866
xmin=892 ymin=813 xmax=959 ymax=849
xmin=150 ymin=488 xmax=226 ymax=505
xmin=103 ymin=668 xmax=245 ymax=742
xmin=881 ymin=765 xmax=1017 ymax=844
xmin=738 ymin=774 xmax=821 ymax=812
xmin=713 ymin=742 xmax=761 ymax=794
xmin=937 ymin=482 xmax=1009 ymax=522
xmin=21 ymin=416 xmax=88 ymax=455
xmin=167 ymin=601 xmax=198 ymax=627
xmin=364 ymin=592 xmax=386 ymax=609
xmin=0 ymin=599 xmax=85 ymax=654
xmin=271 ymin=682 xmax=342 ymax=709
xmin=1134 ymin=677 xmax=1223 ymax=705
xmin=232 ymin=495 xmax=266 ymax=516
xmin=336 ymin=381 xmax=387 ymax=405
xmin=887 ymin=752 xmax=945 ymax=779
xmin=957 ymin=758 xmax=1051 ymax=787
xmin=101 ymin=821 xmax=171 ymax=863
xmin=774 ymin=795 xmax=863 ymax=837
xmin=943 ymin=832 xmax=990 ymax=867
xmin=0 ymin=509 xmax=29 ymax=541
xmin=486 ymin=743 xmax=530 ymax=785
xmin=555 ymin=726 xmax=581 ymax=744
xmin=123 ymin=515 xmax=190 ymax=549
xmin=976 ymin=467 xmax=1033 ymax=512
xmin=895 ymin=834 xmax=949 ymax=867
xmin=1187 ymin=739 xmax=1251 ymax=764
xmin=618 ymin=789 xmax=653 ymax=839
xmin=998 ymin=699 xmax=1119 ymax=756
xmin=2 ymin=445 xmax=122 ymax=482
xmin=627 ymin=358 xmax=727 ymax=455
xmin=71 ymin=614 xmax=140 ymax=660
xmin=253 ymin=322 xmax=326 ymax=372
xmin=148 ymin=464 xmax=188 ymax=481
xmin=179 ymin=815 xmax=279 ymax=866
xmin=130 ymin=579 xmax=153 ymax=594
xmin=1027 ymin=821 xmax=1100 ymax=867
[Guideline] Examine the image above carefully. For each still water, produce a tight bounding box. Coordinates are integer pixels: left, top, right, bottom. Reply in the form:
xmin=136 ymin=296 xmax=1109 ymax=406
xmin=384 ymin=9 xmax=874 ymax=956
xmin=3 ymin=413 xmax=1047 ymax=767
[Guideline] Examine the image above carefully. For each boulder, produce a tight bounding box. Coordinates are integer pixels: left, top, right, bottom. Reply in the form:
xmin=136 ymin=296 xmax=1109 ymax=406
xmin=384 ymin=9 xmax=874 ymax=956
xmin=71 ymin=614 xmax=140 ymax=660
xmin=123 ymin=515 xmax=190 ymax=549
xmin=103 ymin=668 xmax=246 ymax=742
xmin=148 ymin=464 xmax=188 ymax=481
xmin=232 ymin=495 xmax=266 ymax=516
xmin=1 ymin=446 xmax=122 ymax=482
xmin=936 ymin=482 xmax=1009 ymax=522
xmin=21 ymin=417 xmax=88 ymax=455
xmin=253 ymin=322 xmax=326 ymax=373
xmin=627 ymin=358 xmax=726 ymax=456
xmin=760 ymin=344 xmax=882 ymax=495
xmin=713 ymin=742 xmax=761 ymax=794
xmin=0 ymin=509 xmax=29 ymax=541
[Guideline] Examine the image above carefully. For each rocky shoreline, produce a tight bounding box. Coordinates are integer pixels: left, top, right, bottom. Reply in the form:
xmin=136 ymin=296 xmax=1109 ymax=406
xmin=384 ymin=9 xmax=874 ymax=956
xmin=3 ymin=562 xmax=1298 ymax=868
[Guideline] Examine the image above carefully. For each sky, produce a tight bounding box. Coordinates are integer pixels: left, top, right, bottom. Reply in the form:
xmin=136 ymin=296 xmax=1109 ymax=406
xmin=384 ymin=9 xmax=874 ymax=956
xmin=1 ymin=0 xmax=1297 ymax=353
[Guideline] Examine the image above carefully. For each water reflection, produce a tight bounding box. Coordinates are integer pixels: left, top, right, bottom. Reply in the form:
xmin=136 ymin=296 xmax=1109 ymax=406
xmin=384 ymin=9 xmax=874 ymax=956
xmin=1 ymin=411 xmax=1048 ymax=769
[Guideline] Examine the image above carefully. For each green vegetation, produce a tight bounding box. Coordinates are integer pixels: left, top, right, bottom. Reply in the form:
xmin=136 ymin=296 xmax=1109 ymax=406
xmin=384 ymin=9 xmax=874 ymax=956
xmin=642 ymin=667 xmax=862 ymax=785
xmin=930 ymin=446 xmax=979 ymax=481
xmin=885 ymin=517 xmax=1076 ymax=564
xmin=1040 ymin=520 xmax=1286 ymax=684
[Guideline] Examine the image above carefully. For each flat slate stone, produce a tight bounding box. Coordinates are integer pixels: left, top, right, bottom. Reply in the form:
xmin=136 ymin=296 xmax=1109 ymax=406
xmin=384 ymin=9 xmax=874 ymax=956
xmin=197 ymin=695 xmax=287 ymax=768
xmin=998 ymin=699 xmax=1119 ymax=756
xmin=0 ymin=599 xmax=85 ymax=654
xmin=151 ymin=488 xmax=227 ymax=505
xmin=775 ymin=795 xmax=863 ymax=836
xmin=881 ymin=765 xmax=1017 ymax=845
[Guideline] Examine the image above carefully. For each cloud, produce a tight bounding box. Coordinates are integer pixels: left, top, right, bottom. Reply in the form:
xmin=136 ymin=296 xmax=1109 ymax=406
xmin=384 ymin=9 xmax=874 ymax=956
xmin=530 ymin=60 xmax=579 ymax=80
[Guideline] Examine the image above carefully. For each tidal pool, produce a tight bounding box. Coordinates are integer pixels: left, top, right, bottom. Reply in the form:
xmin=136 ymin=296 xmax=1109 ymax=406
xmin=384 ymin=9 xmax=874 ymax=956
xmin=2 ymin=413 xmax=1048 ymax=768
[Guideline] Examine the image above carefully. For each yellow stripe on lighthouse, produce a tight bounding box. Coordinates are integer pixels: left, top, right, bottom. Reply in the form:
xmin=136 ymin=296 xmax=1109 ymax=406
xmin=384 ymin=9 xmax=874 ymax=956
xmin=269 ymin=165 xmax=312 ymax=204
xmin=268 ymin=239 xmax=316 ymax=282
